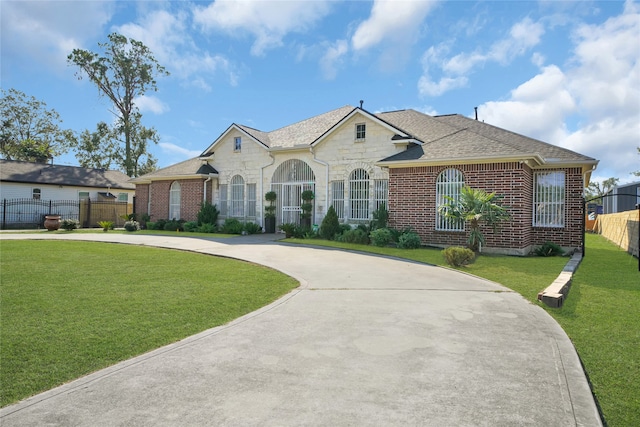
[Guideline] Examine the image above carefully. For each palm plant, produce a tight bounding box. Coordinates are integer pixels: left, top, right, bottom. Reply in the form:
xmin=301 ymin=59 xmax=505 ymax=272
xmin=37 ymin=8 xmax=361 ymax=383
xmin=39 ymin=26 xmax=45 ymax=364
xmin=438 ymin=186 xmax=510 ymax=252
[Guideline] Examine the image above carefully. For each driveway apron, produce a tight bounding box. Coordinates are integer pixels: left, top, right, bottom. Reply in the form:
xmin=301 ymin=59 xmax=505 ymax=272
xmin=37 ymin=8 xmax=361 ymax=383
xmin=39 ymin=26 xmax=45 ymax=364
xmin=0 ymin=234 xmax=601 ymax=426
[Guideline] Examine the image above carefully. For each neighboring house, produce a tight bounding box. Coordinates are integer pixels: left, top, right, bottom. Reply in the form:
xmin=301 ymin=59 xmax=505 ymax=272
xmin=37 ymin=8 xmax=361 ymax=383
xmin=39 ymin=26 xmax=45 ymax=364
xmin=132 ymin=105 xmax=598 ymax=255
xmin=0 ymin=159 xmax=135 ymax=228
xmin=602 ymin=180 xmax=640 ymax=213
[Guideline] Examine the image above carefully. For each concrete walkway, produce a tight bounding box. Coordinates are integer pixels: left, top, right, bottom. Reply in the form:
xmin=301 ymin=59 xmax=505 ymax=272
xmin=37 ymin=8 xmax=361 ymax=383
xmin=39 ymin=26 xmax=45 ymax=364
xmin=0 ymin=233 xmax=601 ymax=426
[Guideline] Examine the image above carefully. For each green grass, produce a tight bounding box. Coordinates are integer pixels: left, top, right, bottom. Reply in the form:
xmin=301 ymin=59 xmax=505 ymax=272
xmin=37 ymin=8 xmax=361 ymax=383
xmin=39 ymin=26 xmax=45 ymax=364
xmin=288 ymin=235 xmax=639 ymax=426
xmin=4 ymin=228 xmax=237 ymax=239
xmin=0 ymin=240 xmax=298 ymax=407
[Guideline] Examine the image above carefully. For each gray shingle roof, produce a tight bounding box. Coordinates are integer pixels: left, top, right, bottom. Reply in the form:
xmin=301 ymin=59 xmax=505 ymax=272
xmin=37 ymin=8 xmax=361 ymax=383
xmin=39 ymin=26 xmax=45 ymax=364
xmin=0 ymin=159 xmax=134 ymax=189
xmin=129 ymin=157 xmax=218 ymax=183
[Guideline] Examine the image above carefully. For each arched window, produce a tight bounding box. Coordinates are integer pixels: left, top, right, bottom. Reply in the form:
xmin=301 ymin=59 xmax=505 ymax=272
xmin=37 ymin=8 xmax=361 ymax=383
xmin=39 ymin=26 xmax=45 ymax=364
xmin=349 ymin=169 xmax=370 ymax=220
xmin=230 ymin=175 xmax=245 ymax=218
xmin=436 ymin=169 xmax=464 ymax=231
xmin=169 ymin=181 xmax=181 ymax=220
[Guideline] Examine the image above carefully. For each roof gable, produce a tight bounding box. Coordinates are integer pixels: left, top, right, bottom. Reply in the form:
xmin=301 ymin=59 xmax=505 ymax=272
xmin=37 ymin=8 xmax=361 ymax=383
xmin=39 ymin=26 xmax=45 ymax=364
xmin=0 ymin=159 xmax=134 ymax=189
xmin=130 ymin=157 xmax=218 ymax=184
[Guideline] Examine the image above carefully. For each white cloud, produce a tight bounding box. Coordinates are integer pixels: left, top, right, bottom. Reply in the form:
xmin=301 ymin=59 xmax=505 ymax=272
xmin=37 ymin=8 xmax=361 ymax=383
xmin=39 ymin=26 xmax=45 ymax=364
xmin=1 ymin=1 xmax=113 ymax=72
xmin=320 ymin=40 xmax=349 ymax=80
xmin=419 ymin=17 xmax=545 ymax=97
xmin=159 ymin=142 xmax=202 ymax=159
xmin=351 ymin=0 xmax=437 ymax=51
xmin=193 ymin=0 xmax=333 ymax=56
xmin=115 ymin=8 xmax=239 ymax=91
xmin=478 ymin=3 xmax=640 ymax=183
xmin=135 ymin=95 xmax=169 ymax=115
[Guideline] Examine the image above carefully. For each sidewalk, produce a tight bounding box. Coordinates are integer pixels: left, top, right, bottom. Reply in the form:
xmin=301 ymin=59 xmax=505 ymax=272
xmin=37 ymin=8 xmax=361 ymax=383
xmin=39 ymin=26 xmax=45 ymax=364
xmin=0 ymin=233 xmax=602 ymax=426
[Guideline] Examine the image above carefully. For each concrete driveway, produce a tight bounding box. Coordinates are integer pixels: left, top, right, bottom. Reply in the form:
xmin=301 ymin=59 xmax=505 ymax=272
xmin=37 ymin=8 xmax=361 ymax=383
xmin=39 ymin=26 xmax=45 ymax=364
xmin=0 ymin=233 xmax=601 ymax=426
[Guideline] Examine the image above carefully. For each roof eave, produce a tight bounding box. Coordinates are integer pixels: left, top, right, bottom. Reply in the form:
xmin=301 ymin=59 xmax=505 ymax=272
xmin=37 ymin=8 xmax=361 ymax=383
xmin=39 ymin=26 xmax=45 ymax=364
xmin=377 ymin=154 xmax=546 ymax=169
xmin=130 ymin=173 xmax=219 ymax=185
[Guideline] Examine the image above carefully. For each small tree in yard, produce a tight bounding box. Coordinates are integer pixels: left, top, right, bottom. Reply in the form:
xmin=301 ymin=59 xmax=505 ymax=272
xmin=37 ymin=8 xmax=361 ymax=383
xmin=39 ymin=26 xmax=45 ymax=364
xmin=320 ymin=205 xmax=340 ymax=240
xmin=438 ymin=186 xmax=510 ymax=252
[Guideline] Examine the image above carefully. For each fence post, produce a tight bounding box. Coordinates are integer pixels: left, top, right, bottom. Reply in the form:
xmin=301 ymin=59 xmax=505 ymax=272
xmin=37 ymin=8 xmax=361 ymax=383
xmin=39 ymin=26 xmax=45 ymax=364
xmin=2 ymin=199 xmax=6 ymax=230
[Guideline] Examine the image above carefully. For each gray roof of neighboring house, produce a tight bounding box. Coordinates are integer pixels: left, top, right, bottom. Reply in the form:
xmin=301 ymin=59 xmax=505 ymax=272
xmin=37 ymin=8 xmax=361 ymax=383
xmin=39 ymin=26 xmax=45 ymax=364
xmin=0 ymin=159 xmax=135 ymax=189
xmin=129 ymin=157 xmax=218 ymax=183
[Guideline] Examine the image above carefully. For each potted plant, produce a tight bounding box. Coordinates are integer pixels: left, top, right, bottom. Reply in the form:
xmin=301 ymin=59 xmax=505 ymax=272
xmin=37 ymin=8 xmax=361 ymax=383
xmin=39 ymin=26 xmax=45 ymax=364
xmin=44 ymin=214 xmax=61 ymax=231
xmin=300 ymin=190 xmax=314 ymax=229
xmin=264 ymin=191 xmax=277 ymax=233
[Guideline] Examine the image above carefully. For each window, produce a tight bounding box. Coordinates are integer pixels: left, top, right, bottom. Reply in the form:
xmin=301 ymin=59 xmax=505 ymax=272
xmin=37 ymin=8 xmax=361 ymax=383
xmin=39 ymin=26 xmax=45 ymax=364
xmin=118 ymin=193 xmax=128 ymax=202
xmin=230 ymin=175 xmax=245 ymax=218
xmin=234 ymin=137 xmax=242 ymax=152
xmin=169 ymin=181 xmax=181 ymax=220
xmin=349 ymin=169 xmax=369 ymax=220
xmin=331 ymin=181 xmax=345 ymax=219
xmin=219 ymin=184 xmax=228 ymax=216
xmin=374 ymin=179 xmax=388 ymax=211
xmin=78 ymin=191 xmax=90 ymax=200
xmin=247 ymin=183 xmax=256 ymax=218
xmin=355 ymin=123 xmax=366 ymax=141
xmin=533 ymin=171 xmax=565 ymax=227
xmin=436 ymin=169 xmax=464 ymax=231
xmin=32 ymin=188 xmax=41 ymax=200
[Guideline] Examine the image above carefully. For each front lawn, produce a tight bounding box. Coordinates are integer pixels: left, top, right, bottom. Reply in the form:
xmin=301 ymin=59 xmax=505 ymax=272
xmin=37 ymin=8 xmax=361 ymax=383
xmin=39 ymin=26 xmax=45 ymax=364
xmin=287 ymin=234 xmax=639 ymax=426
xmin=0 ymin=240 xmax=298 ymax=407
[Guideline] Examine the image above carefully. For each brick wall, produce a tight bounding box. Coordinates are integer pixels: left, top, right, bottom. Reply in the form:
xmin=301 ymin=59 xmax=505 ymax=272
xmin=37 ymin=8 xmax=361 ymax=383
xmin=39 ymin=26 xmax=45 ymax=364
xmin=389 ymin=163 xmax=584 ymax=254
xmin=135 ymin=184 xmax=150 ymax=217
xmin=144 ymin=178 xmax=205 ymax=222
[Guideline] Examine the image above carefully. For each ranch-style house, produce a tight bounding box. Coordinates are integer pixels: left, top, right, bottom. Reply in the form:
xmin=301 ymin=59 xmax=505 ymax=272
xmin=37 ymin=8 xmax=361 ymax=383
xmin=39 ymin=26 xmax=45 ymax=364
xmin=131 ymin=105 xmax=598 ymax=255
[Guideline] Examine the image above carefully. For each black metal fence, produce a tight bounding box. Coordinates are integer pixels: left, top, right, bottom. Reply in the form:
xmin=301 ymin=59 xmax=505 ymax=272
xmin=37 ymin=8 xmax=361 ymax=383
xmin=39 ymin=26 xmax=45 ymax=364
xmin=1 ymin=198 xmax=132 ymax=230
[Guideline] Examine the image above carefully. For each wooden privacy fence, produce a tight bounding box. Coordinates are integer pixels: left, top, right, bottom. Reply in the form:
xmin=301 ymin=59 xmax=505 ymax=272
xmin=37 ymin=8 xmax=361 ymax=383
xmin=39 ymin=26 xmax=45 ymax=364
xmin=594 ymin=210 xmax=639 ymax=258
xmin=1 ymin=198 xmax=132 ymax=229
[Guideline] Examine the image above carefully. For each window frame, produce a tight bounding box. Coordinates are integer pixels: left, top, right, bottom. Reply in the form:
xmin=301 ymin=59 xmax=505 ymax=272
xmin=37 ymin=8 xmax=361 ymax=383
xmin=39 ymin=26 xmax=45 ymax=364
xmin=234 ymin=136 xmax=242 ymax=152
xmin=219 ymin=184 xmax=228 ymax=216
xmin=246 ymin=183 xmax=257 ymax=218
xmin=230 ymin=175 xmax=245 ymax=218
xmin=32 ymin=188 xmax=41 ymax=200
xmin=435 ymin=168 xmax=465 ymax=232
xmin=355 ymin=123 xmax=366 ymax=141
xmin=330 ymin=180 xmax=345 ymax=220
xmin=533 ymin=171 xmax=566 ymax=228
xmin=169 ymin=181 xmax=181 ymax=220
xmin=349 ymin=168 xmax=370 ymax=221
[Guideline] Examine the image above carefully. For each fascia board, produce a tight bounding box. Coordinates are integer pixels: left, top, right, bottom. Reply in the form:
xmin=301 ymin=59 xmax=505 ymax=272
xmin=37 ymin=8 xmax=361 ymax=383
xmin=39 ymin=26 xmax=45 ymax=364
xmin=376 ymin=154 xmax=546 ymax=169
xmin=130 ymin=173 xmax=219 ymax=185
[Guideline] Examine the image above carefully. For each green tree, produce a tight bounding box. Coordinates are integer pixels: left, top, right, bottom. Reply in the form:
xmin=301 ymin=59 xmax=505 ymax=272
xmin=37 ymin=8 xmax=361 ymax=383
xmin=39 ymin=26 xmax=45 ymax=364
xmin=585 ymin=177 xmax=619 ymax=204
xmin=0 ymin=88 xmax=72 ymax=163
xmin=68 ymin=33 xmax=169 ymax=177
xmin=438 ymin=186 xmax=510 ymax=252
xmin=634 ymin=147 xmax=640 ymax=177
xmin=73 ymin=121 xmax=117 ymax=169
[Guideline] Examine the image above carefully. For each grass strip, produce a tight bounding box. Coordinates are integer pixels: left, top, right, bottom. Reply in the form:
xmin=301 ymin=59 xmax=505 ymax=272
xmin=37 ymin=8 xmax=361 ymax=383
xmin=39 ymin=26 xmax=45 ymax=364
xmin=0 ymin=240 xmax=298 ymax=407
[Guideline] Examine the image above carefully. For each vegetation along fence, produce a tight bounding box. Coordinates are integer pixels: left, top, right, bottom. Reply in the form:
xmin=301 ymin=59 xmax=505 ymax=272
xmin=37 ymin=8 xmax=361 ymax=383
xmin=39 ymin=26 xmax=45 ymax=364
xmin=594 ymin=210 xmax=639 ymax=258
xmin=1 ymin=198 xmax=132 ymax=230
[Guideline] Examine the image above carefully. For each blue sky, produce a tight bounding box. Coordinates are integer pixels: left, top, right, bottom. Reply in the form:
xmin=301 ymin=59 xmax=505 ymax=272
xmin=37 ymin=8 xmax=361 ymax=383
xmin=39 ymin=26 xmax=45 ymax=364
xmin=2 ymin=0 xmax=639 ymax=184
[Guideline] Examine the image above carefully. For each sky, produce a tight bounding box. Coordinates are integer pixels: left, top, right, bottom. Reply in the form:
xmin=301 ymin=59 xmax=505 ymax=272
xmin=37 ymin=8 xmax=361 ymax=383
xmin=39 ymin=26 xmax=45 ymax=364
xmin=2 ymin=0 xmax=639 ymax=185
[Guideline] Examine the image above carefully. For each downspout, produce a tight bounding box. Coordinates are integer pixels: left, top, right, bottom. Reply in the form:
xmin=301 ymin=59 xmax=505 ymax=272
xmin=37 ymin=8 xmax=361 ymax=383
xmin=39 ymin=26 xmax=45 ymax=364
xmin=310 ymin=147 xmax=329 ymax=223
xmin=204 ymin=175 xmax=213 ymax=202
xmin=260 ymin=152 xmax=276 ymax=227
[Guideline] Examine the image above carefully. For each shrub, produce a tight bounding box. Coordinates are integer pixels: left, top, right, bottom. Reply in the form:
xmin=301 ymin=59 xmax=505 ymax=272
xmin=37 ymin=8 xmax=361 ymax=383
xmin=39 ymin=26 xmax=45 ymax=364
xmin=197 ymin=201 xmax=219 ymax=226
xmin=150 ymin=219 xmax=167 ymax=230
xmin=442 ymin=246 xmax=476 ymax=267
xmin=182 ymin=221 xmax=199 ymax=232
xmin=398 ymin=232 xmax=421 ymax=249
xmin=338 ymin=223 xmax=352 ymax=234
xmin=372 ymin=203 xmax=389 ymax=230
xmin=319 ymin=205 xmax=340 ymax=240
xmin=370 ymin=228 xmax=392 ymax=247
xmin=279 ymin=223 xmax=297 ymax=238
xmin=146 ymin=221 xmax=156 ymax=230
xmin=197 ymin=223 xmax=217 ymax=233
xmin=336 ymin=228 xmax=369 ymax=245
xmin=389 ymin=227 xmax=414 ymax=243
xmin=61 ymin=219 xmax=79 ymax=231
xmin=243 ymin=222 xmax=262 ymax=235
xmin=164 ymin=219 xmax=184 ymax=231
xmin=124 ymin=221 xmax=140 ymax=232
xmin=534 ymin=241 xmax=564 ymax=257
xmin=222 ymin=218 xmax=244 ymax=234
xmin=97 ymin=220 xmax=114 ymax=231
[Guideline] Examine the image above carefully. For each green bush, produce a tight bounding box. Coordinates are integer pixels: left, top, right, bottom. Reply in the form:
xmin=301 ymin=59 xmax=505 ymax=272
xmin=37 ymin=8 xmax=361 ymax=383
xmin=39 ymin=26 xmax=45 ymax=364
xmin=534 ymin=241 xmax=564 ymax=257
xmin=197 ymin=223 xmax=217 ymax=233
xmin=197 ymin=201 xmax=219 ymax=226
xmin=338 ymin=223 xmax=352 ymax=234
xmin=61 ymin=219 xmax=79 ymax=231
xmin=389 ymin=227 xmax=414 ymax=243
xmin=163 ymin=219 xmax=184 ymax=231
xmin=222 ymin=218 xmax=244 ymax=234
xmin=279 ymin=223 xmax=297 ymax=238
xmin=398 ymin=232 xmax=421 ymax=249
xmin=370 ymin=228 xmax=392 ymax=247
xmin=442 ymin=246 xmax=476 ymax=267
xmin=336 ymin=228 xmax=369 ymax=245
xmin=150 ymin=219 xmax=167 ymax=230
xmin=183 ymin=221 xmax=199 ymax=232
xmin=372 ymin=203 xmax=389 ymax=230
xmin=124 ymin=221 xmax=140 ymax=232
xmin=243 ymin=222 xmax=262 ymax=235
xmin=319 ymin=205 xmax=340 ymax=240
xmin=97 ymin=220 xmax=114 ymax=231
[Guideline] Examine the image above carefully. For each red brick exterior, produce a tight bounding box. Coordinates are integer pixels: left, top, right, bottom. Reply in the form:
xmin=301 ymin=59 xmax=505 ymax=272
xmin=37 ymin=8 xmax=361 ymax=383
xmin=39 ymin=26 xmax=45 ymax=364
xmin=388 ymin=163 xmax=584 ymax=254
xmin=135 ymin=178 xmax=208 ymax=222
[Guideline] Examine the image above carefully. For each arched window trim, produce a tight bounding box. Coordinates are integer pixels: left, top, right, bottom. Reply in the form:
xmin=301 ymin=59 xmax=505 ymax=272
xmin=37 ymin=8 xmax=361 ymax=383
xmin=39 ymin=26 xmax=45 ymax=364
xmin=436 ymin=169 xmax=465 ymax=231
xmin=169 ymin=181 xmax=181 ymax=220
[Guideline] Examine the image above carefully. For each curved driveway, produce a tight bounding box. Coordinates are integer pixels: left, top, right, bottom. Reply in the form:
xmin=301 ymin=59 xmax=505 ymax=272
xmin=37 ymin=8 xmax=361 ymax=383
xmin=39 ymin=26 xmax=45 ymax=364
xmin=1 ymin=233 xmax=601 ymax=426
